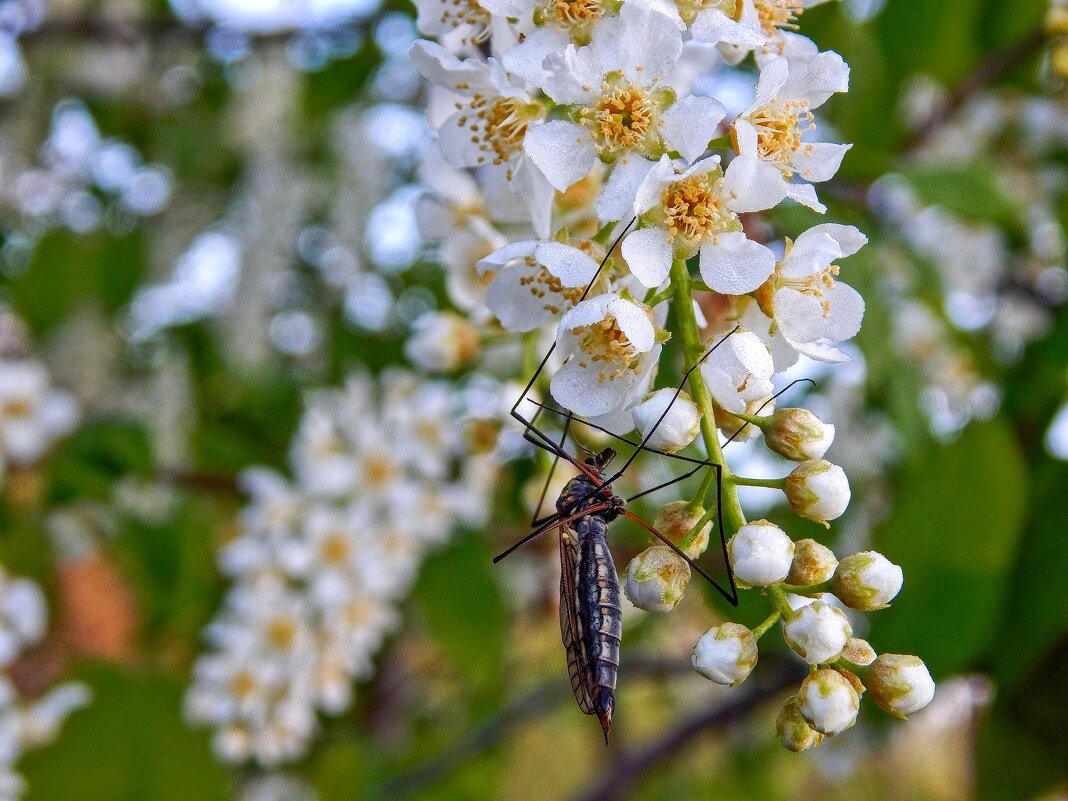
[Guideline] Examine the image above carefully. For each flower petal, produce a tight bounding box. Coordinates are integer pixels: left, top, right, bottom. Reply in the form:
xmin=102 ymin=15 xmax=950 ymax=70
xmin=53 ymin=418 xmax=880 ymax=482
xmin=661 ymin=95 xmax=726 ymax=163
xmin=782 ymin=51 xmax=850 ymax=108
xmin=535 ymin=242 xmax=601 ymax=286
xmin=622 ymin=227 xmax=674 ymax=288
xmin=523 ymin=120 xmax=596 ymax=191
xmin=698 ymin=232 xmax=776 ymax=294
xmin=723 ymin=154 xmax=787 ymax=212
xmin=501 ymin=27 xmax=570 ymax=86
xmin=746 ymin=56 xmax=789 ymax=114
xmin=823 ymin=281 xmax=865 ymax=341
xmin=608 ymin=296 xmax=656 ymax=352
xmin=794 ymin=142 xmax=851 ymax=182
xmin=598 ymin=155 xmax=656 ymax=222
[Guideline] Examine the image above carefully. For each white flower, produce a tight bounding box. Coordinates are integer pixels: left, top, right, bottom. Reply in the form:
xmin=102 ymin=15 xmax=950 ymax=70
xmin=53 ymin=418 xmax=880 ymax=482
xmin=550 ymin=292 xmax=661 ymax=417
xmin=476 ymin=239 xmax=605 ymax=332
xmin=776 ymin=695 xmax=824 ymax=752
xmin=0 ymin=573 xmax=47 ymax=667
xmin=754 ymin=223 xmax=867 ymax=363
xmin=784 ymin=459 xmax=850 ymax=523
xmin=405 ymin=312 xmax=480 ymax=372
xmin=718 ymin=0 xmax=833 ymax=66
xmin=631 ymin=388 xmax=701 ymax=452
xmin=642 ymin=0 xmax=767 ymax=50
xmin=732 ymin=52 xmax=851 ymax=210
xmin=692 ymin=622 xmax=758 ymax=686
xmin=728 ymin=519 xmax=794 ymax=586
xmin=624 ymin=545 xmax=690 ymax=612
xmin=763 ymin=407 xmax=835 ymax=461
xmin=0 ymin=357 xmax=79 ymax=467
xmin=699 ymin=330 xmax=774 ymax=414
xmin=410 ymin=41 xmax=555 ymax=236
xmin=785 ymin=538 xmax=838 ymax=586
xmin=521 ymin=3 xmax=727 ymax=200
xmin=832 ymin=551 xmax=903 ymax=610
xmin=867 ymin=654 xmax=936 ymax=718
xmin=782 ymin=599 xmax=851 ymax=664
xmin=621 ymin=154 xmax=782 ymax=290
xmin=798 ymin=668 xmax=860 ymax=735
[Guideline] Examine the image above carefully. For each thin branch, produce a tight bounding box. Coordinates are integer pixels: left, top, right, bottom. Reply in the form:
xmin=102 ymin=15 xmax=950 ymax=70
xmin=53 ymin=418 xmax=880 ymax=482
xmin=380 ymin=655 xmax=698 ymax=800
xmin=570 ymin=664 xmax=799 ymax=801
xmin=904 ymin=29 xmax=1047 ymax=153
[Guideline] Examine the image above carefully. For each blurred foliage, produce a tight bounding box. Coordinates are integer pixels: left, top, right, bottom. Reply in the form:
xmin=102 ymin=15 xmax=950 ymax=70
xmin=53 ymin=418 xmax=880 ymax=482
xmin=0 ymin=0 xmax=1065 ymax=800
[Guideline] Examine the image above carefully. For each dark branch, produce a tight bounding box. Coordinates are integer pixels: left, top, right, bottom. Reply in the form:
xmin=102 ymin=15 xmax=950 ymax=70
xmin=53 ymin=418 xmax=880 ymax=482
xmin=904 ymin=29 xmax=1047 ymax=153
xmin=570 ymin=664 xmax=799 ymax=801
xmin=380 ymin=655 xmax=698 ymax=800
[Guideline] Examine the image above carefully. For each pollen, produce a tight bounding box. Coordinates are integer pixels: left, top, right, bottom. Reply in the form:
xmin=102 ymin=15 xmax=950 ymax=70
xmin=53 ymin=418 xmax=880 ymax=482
xmin=461 ymin=94 xmax=537 ymax=167
xmin=749 ymin=98 xmax=814 ymax=176
xmin=588 ymin=85 xmax=657 ymax=153
xmin=438 ymin=0 xmax=492 ymax=43
xmin=571 ymin=314 xmax=640 ymax=384
xmin=661 ymin=172 xmax=733 ymax=246
xmin=755 ymin=0 xmax=804 ymax=35
xmin=320 ymin=532 xmax=351 ymax=565
xmin=518 ymin=259 xmax=587 ymax=315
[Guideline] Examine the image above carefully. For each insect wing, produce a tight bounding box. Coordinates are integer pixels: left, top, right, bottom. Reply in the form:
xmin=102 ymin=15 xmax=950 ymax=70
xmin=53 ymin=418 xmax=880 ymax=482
xmin=559 ymin=524 xmax=596 ymax=715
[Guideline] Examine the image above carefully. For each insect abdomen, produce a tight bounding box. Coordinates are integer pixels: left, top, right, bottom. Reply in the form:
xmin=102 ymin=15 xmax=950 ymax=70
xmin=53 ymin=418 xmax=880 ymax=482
xmin=577 ymin=516 xmax=621 ymax=714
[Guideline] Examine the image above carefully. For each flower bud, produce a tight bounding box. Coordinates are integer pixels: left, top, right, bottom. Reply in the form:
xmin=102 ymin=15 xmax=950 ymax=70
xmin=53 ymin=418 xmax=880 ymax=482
xmin=763 ymin=408 xmax=835 ymax=461
xmin=631 ymin=389 xmax=701 ymax=452
xmin=866 ymin=654 xmax=935 ymax=718
xmin=714 ymin=398 xmax=771 ymax=442
xmin=691 ymin=622 xmax=757 ymax=686
xmin=404 ymin=312 xmax=479 ymax=372
xmin=831 ymin=551 xmax=903 ymax=610
xmin=798 ymin=668 xmax=860 ymax=735
xmin=653 ymin=500 xmax=711 ymax=559
xmin=624 ymin=546 xmax=690 ymax=613
xmin=841 ymin=637 xmax=877 ymax=666
xmin=776 ymin=695 xmax=825 ymax=752
xmin=782 ymin=600 xmax=852 ymax=664
xmin=784 ymin=460 xmax=850 ymax=524
xmin=728 ymin=520 xmax=794 ymax=586
xmin=786 ymin=538 xmax=838 ymax=586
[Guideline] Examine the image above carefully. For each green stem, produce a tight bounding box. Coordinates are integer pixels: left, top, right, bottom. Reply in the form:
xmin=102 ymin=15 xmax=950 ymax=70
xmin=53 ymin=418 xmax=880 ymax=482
xmin=730 ymin=476 xmax=786 ymax=490
xmin=765 ymin=584 xmax=797 ymax=620
xmin=751 ymin=609 xmax=781 ymax=640
xmin=779 ymin=579 xmax=832 ymax=596
xmin=669 ymin=258 xmax=746 ymax=537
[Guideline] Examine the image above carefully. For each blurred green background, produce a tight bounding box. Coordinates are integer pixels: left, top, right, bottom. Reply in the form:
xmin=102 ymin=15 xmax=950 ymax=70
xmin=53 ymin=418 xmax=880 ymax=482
xmin=0 ymin=0 xmax=1066 ymax=799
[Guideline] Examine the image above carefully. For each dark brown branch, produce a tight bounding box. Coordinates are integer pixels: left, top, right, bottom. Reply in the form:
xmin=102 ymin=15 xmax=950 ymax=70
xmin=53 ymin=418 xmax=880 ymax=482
xmin=904 ymin=30 xmax=1048 ymax=153
xmin=380 ymin=654 xmax=700 ymax=800
xmin=571 ymin=664 xmax=799 ymax=801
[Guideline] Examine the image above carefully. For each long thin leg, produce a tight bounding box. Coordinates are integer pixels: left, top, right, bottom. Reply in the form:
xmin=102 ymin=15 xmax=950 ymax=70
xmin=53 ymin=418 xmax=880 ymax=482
xmin=507 ymin=217 xmax=637 ymax=482
xmin=723 ymin=378 xmax=816 ymax=446
xmin=530 ymin=415 xmax=572 ymax=527
xmin=622 ymin=498 xmax=737 ymax=605
xmin=493 ymin=503 xmax=611 ymax=564
xmin=602 ymin=326 xmax=741 ymax=488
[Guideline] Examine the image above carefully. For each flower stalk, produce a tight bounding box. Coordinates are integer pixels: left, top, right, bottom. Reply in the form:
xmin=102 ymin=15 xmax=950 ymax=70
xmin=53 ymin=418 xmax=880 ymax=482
xmin=669 ymin=257 xmax=747 ymax=537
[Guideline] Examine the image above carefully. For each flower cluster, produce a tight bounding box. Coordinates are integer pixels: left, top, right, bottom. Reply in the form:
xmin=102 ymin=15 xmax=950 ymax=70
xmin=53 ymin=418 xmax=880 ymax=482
xmin=185 ymin=370 xmax=499 ymax=766
xmin=0 ymin=567 xmax=91 ymax=799
xmin=410 ymin=0 xmax=935 ymax=750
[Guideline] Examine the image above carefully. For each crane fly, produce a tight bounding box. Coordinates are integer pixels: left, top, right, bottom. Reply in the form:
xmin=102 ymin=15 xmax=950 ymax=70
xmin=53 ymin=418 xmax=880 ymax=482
xmin=492 ymin=217 xmax=813 ymax=741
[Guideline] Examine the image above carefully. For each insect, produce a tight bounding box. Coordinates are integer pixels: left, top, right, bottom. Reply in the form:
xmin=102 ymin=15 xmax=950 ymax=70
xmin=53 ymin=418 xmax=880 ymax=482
xmin=492 ymin=219 xmax=810 ymax=740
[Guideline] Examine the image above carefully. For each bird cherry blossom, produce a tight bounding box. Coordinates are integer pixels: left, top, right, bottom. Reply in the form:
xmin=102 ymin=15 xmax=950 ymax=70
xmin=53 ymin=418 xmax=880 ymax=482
xmin=732 ymin=52 xmax=851 ymax=210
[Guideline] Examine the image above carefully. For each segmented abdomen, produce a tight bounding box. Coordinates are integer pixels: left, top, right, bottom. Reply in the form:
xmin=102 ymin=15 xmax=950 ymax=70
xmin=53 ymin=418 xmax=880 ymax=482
xmin=576 ymin=515 xmax=621 ymax=699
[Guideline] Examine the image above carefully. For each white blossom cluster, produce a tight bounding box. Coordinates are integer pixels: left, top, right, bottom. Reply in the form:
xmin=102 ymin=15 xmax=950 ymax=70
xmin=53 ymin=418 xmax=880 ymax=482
xmin=0 ymin=567 xmax=91 ymax=800
xmin=0 ymin=99 xmax=172 ymax=260
xmin=870 ymin=89 xmax=1068 ymax=437
xmin=185 ymin=369 xmax=499 ymax=766
xmin=409 ymin=0 xmax=940 ymax=751
xmin=411 ymin=0 xmax=869 ymax=414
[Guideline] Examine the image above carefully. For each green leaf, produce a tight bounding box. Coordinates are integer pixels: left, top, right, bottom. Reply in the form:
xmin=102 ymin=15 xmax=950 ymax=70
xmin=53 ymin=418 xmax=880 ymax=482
xmin=870 ymin=419 xmax=1027 ymax=676
xmin=903 ymin=164 xmax=1023 ymax=232
xmin=47 ymin=421 xmax=154 ymax=505
xmin=411 ymin=530 xmax=506 ymax=704
xmin=21 ymin=666 xmax=231 ymax=801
